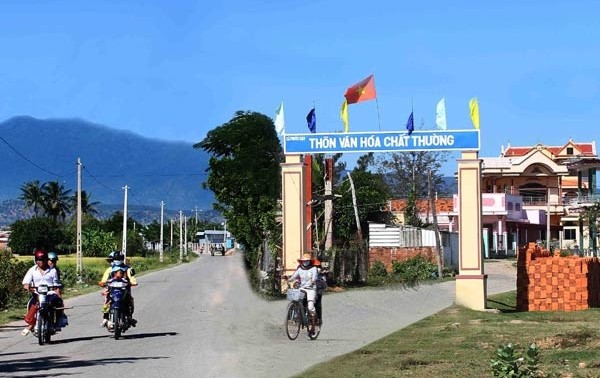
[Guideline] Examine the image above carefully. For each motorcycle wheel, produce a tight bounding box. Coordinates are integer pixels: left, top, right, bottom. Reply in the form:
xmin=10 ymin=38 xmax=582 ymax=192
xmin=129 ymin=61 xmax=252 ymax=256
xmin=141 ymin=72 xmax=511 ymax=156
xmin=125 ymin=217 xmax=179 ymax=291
xmin=37 ymin=315 xmax=46 ymax=345
xmin=112 ymin=308 xmax=121 ymax=340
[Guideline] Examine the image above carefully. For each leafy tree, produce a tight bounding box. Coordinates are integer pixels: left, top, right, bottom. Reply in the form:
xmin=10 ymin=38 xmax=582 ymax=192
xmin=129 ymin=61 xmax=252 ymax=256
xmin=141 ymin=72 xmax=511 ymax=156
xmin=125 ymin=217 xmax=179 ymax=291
xmin=8 ymin=217 xmax=66 ymax=254
xmin=404 ymin=188 xmax=424 ymax=227
xmin=19 ymin=180 xmax=44 ymax=216
xmin=41 ymin=180 xmax=73 ymax=222
xmin=82 ymin=229 xmax=118 ymax=257
xmin=376 ymin=151 xmax=450 ymax=198
xmin=194 ymin=111 xmax=282 ymax=275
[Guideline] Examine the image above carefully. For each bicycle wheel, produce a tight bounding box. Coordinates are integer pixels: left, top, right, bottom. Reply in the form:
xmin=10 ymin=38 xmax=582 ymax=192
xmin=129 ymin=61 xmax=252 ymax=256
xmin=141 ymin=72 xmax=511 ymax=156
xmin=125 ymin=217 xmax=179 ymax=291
xmin=285 ymin=302 xmax=301 ymax=340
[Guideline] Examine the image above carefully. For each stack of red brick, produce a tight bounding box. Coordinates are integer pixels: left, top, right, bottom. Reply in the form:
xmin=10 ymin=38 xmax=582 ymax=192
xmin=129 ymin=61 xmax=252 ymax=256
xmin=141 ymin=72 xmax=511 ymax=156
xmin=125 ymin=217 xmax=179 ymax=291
xmin=369 ymin=246 xmax=436 ymax=272
xmin=516 ymin=242 xmax=600 ymax=311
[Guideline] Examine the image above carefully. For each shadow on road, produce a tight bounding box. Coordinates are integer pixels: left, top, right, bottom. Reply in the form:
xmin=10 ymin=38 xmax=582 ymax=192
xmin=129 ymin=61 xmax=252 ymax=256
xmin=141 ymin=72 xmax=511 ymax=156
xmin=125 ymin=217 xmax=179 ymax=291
xmin=0 ymin=355 xmax=169 ymax=375
xmin=122 ymin=331 xmax=178 ymax=340
xmin=51 ymin=331 xmax=178 ymax=344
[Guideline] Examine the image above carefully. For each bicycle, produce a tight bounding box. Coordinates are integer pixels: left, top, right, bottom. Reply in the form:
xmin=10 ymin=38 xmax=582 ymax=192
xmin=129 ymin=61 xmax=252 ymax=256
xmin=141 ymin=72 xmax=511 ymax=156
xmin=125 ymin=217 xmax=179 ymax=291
xmin=285 ymin=287 xmax=320 ymax=340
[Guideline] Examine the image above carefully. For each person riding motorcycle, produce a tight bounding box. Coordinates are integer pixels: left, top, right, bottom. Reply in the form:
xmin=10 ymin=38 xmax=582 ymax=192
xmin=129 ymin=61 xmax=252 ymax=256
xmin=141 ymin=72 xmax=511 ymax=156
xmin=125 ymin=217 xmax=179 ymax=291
xmin=47 ymin=251 xmax=61 ymax=280
xmin=288 ymin=253 xmax=318 ymax=334
xmin=21 ymin=250 xmax=63 ymax=336
xmin=99 ymin=251 xmax=137 ymax=327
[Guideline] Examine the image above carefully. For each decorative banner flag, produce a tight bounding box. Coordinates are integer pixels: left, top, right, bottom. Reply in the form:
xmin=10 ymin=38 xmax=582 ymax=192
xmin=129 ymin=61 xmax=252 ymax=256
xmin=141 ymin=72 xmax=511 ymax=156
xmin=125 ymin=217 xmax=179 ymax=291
xmin=469 ymin=97 xmax=480 ymax=130
xmin=340 ymin=99 xmax=349 ymax=132
xmin=306 ymin=108 xmax=316 ymax=133
xmin=344 ymin=74 xmax=377 ymax=104
xmin=435 ymin=98 xmax=447 ymax=130
xmin=406 ymin=111 xmax=414 ymax=135
xmin=274 ymin=102 xmax=285 ymax=134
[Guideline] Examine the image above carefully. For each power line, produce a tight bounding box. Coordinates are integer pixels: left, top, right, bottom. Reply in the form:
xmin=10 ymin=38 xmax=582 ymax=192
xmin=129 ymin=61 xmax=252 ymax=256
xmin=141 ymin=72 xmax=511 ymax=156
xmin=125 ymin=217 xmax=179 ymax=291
xmin=0 ymin=135 xmax=65 ymax=178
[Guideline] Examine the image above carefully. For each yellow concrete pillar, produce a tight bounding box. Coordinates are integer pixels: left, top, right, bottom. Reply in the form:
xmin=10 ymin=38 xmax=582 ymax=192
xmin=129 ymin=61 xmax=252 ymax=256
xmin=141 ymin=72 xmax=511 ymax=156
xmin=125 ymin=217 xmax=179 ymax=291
xmin=456 ymin=150 xmax=487 ymax=310
xmin=281 ymin=154 xmax=306 ymax=279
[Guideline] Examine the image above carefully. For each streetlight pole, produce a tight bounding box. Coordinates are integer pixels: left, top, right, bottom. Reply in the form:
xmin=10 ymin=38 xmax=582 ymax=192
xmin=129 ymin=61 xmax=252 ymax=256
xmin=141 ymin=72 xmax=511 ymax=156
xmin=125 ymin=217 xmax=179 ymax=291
xmin=160 ymin=201 xmax=164 ymax=263
xmin=122 ymin=185 xmax=129 ymax=261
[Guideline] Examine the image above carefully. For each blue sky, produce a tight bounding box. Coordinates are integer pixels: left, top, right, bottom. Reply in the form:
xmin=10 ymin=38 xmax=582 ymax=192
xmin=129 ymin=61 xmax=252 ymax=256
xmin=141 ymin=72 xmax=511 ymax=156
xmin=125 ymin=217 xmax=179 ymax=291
xmin=1 ymin=0 xmax=599 ymax=175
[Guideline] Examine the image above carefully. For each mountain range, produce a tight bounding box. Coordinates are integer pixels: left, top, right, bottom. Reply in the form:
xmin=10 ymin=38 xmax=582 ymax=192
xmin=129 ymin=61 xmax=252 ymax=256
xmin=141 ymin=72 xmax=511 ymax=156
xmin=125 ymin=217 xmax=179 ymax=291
xmin=0 ymin=116 xmax=214 ymax=223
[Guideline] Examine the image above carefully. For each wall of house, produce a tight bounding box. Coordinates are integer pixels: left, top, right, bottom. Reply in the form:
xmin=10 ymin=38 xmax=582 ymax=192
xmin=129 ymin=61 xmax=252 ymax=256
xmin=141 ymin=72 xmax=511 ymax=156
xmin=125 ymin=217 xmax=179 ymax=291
xmin=516 ymin=242 xmax=600 ymax=311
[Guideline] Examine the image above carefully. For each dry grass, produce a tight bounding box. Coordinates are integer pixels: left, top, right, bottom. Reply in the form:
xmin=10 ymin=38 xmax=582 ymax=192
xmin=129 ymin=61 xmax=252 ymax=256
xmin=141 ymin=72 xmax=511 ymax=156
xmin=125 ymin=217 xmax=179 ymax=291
xmin=294 ymin=291 xmax=600 ymax=378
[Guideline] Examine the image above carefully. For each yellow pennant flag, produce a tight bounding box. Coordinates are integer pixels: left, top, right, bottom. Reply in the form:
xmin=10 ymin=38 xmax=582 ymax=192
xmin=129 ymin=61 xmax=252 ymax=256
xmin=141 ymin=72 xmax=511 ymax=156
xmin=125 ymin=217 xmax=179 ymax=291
xmin=340 ymin=98 xmax=349 ymax=132
xmin=469 ymin=97 xmax=480 ymax=129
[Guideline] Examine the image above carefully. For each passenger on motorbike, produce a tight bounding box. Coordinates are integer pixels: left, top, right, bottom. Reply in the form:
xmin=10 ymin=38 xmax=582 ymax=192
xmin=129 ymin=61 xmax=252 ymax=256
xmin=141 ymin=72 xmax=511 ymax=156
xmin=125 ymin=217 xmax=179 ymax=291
xmin=288 ymin=253 xmax=317 ymax=333
xmin=99 ymin=251 xmax=137 ymax=327
xmin=21 ymin=250 xmax=63 ymax=336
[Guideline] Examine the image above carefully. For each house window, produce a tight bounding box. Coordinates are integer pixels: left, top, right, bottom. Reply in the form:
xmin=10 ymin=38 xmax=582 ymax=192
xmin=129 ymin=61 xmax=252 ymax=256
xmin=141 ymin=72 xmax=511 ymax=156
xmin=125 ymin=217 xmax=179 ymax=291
xmin=566 ymin=147 xmax=574 ymax=155
xmin=507 ymin=202 xmax=514 ymax=210
xmin=515 ymin=203 xmax=521 ymax=211
xmin=564 ymin=228 xmax=577 ymax=240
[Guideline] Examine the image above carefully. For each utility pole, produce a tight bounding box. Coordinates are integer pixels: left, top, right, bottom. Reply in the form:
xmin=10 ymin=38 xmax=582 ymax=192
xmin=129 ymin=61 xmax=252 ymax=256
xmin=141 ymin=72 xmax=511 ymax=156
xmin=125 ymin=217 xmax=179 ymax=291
xmin=76 ymin=158 xmax=83 ymax=283
xmin=429 ymin=169 xmax=443 ymax=279
xmin=170 ymin=218 xmax=174 ymax=250
xmin=195 ymin=206 xmax=198 ymax=224
xmin=160 ymin=201 xmax=164 ymax=263
xmin=179 ymin=210 xmax=183 ymax=262
xmin=547 ymin=187 xmax=551 ymax=251
xmin=184 ymin=215 xmax=188 ymax=257
xmin=347 ymin=172 xmax=365 ymax=281
xmin=324 ymin=158 xmax=334 ymax=251
xmin=122 ymin=185 xmax=129 ymax=261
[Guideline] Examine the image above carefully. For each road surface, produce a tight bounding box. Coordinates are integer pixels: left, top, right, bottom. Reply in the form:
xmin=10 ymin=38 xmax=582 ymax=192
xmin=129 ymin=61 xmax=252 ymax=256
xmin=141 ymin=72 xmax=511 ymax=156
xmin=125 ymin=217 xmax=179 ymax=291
xmin=0 ymin=254 xmax=516 ymax=378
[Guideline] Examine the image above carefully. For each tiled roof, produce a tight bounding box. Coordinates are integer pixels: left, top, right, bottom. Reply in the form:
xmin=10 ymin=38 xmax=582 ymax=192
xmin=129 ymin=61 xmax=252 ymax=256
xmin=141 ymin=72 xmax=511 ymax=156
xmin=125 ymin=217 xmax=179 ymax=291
xmin=389 ymin=198 xmax=454 ymax=213
xmin=504 ymin=142 xmax=596 ymax=157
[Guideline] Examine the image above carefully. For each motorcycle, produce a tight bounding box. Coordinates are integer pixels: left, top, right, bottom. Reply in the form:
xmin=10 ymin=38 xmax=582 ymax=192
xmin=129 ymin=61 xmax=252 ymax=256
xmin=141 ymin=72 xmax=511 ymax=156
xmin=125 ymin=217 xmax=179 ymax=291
xmin=33 ymin=284 xmax=64 ymax=345
xmin=106 ymin=278 xmax=133 ymax=339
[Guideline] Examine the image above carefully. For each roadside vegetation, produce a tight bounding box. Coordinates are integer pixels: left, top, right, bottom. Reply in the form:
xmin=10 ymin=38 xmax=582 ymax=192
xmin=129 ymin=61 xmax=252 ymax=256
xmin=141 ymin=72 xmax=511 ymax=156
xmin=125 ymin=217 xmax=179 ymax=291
xmin=294 ymin=290 xmax=600 ymax=378
xmin=0 ymin=250 xmax=189 ymax=325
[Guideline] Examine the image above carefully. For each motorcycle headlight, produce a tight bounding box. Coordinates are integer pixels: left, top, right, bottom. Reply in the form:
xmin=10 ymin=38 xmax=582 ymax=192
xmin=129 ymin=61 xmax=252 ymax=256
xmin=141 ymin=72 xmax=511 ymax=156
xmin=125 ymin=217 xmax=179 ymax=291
xmin=37 ymin=285 xmax=49 ymax=294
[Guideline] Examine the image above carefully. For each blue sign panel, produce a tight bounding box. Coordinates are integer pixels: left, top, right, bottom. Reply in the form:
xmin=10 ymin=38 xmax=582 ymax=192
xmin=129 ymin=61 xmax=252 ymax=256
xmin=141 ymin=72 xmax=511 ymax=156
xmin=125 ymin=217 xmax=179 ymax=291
xmin=284 ymin=129 xmax=480 ymax=154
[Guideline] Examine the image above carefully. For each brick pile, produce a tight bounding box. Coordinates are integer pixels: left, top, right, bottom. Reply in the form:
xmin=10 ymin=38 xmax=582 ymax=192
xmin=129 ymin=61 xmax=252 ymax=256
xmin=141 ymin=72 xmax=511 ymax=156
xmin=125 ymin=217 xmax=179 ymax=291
xmin=516 ymin=242 xmax=600 ymax=311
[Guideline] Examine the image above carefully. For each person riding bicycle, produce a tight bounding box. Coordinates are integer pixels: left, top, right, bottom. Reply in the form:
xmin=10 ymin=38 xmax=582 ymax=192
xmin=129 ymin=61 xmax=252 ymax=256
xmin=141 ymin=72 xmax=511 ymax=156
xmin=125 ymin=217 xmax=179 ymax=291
xmin=99 ymin=251 xmax=137 ymax=327
xmin=288 ymin=253 xmax=317 ymax=334
xmin=21 ymin=250 xmax=63 ymax=336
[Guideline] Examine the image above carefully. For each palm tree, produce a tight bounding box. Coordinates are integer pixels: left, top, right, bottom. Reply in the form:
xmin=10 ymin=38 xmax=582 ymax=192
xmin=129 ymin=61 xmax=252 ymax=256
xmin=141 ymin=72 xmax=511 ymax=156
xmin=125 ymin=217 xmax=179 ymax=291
xmin=42 ymin=181 xmax=73 ymax=222
xmin=76 ymin=190 xmax=100 ymax=216
xmin=19 ymin=180 xmax=44 ymax=216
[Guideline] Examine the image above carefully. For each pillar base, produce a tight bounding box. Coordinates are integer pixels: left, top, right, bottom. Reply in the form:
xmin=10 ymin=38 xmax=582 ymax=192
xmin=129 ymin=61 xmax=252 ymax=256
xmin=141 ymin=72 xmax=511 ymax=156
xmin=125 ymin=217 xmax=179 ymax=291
xmin=455 ymin=274 xmax=488 ymax=310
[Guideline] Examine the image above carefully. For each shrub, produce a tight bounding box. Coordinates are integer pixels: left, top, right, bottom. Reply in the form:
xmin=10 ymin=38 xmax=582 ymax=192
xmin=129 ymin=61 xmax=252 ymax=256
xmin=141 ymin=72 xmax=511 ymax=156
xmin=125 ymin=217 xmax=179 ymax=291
xmin=370 ymin=260 xmax=388 ymax=278
xmin=391 ymin=255 xmax=437 ymax=283
xmin=0 ymin=256 xmax=30 ymax=309
xmin=490 ymin=343 xmax=540 ymax=377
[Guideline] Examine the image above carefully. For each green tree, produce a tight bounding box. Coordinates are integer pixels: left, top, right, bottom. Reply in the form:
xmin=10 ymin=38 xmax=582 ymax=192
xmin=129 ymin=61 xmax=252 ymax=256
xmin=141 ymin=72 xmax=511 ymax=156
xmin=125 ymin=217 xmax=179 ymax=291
xmin=19 ymin=180 xmax=45 ymax=216
xmin=194 ymin=111 xmax=282 ymax=276
xmin=82 ymin=229 xmax=118 ymax=257
xmin=404 ymin=188 xmax=424 ymax=227
xmin=376 ymin=151 xmax=450 ymax=198
xmin=77 ymin=190 xmax=100 ymax=216
xmin=8 ymin=217 xmax=66 ymax=254
xmin=41 ymin=180 xmax=73 ymax=222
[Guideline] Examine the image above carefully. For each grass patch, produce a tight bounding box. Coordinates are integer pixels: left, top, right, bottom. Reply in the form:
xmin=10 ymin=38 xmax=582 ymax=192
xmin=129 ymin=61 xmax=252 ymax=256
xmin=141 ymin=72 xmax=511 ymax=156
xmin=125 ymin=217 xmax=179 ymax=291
xmin=293 ymin=291 xmax=600 ymax=378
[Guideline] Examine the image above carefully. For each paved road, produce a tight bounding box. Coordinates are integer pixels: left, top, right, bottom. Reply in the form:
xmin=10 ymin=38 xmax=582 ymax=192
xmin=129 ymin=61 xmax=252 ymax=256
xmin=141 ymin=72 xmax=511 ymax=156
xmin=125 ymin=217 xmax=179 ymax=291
xmin=0 ymin=254 xmax=516 ymax=378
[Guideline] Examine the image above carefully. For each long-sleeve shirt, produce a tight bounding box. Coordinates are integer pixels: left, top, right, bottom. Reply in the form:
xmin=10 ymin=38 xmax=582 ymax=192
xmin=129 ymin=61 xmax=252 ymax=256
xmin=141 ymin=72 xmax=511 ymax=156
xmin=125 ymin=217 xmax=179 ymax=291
xmin=22 ymin=265 xmax=61 ymax=288
xmin=289 ymin=266 xmax=316 ymax=289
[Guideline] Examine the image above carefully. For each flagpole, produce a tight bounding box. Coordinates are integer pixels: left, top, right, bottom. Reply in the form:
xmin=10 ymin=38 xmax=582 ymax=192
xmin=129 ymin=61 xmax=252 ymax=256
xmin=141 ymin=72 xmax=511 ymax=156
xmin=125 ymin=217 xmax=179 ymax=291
xmin=375 ymin=97 xmax=382 ymax=131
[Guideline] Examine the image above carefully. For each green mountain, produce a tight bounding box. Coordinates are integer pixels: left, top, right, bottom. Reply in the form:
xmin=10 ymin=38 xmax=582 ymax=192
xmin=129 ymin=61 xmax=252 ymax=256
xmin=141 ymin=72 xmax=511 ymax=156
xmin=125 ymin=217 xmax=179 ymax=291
xmin=0 ymin=116 xmax=213 ymax=213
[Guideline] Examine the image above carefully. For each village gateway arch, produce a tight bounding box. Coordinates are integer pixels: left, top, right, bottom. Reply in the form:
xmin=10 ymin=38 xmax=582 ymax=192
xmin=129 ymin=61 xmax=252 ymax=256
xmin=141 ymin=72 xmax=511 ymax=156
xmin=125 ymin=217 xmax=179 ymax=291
xmin=281 ymin=129 xmax=486 ymax=310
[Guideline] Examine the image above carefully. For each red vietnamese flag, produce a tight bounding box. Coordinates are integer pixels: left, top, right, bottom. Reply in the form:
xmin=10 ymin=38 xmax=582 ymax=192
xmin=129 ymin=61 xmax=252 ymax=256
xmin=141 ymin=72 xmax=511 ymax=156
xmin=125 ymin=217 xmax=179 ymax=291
xmin=344 ymin=74 xmax=377 ymax=104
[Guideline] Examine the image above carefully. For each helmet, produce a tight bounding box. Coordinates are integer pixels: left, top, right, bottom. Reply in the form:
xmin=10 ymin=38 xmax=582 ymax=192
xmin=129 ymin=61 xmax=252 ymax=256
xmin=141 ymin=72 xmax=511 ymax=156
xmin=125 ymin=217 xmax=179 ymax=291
xmin=48 ymin=251 xmax=58 ymax=262
xmin=113 ymin=251 xmax=125 ymax=262
xmin=106 ymin=251 xmax=116 ymax=262
xmin=34 ymin=249 xmax=48 ymax=262
xmin=312 ymin=259 xmax=321 ymax=267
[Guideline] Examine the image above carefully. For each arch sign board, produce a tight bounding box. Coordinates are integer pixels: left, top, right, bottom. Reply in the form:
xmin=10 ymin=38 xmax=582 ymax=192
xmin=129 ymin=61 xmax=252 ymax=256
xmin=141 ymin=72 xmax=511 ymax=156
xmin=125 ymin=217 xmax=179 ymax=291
xmin=283 ymin=129 xmax=480 ymax=154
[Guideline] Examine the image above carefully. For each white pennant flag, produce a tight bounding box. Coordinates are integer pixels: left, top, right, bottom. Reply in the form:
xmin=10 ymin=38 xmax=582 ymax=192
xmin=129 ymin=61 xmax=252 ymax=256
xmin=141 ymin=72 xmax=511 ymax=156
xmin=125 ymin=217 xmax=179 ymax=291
xmin=435 ymin=97 xmax=447 ymax=130
xmin=274 ymin=102 xmax=285 ymax=135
